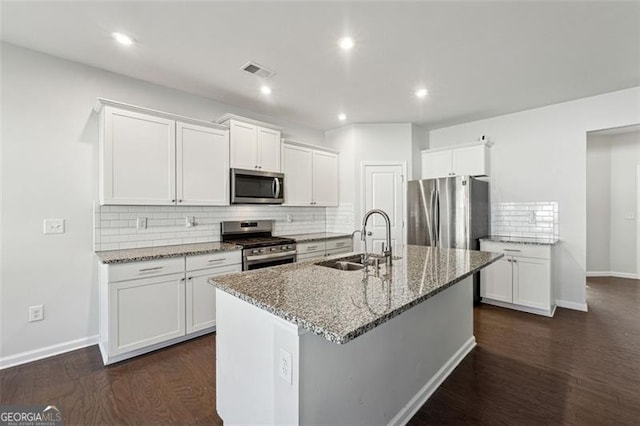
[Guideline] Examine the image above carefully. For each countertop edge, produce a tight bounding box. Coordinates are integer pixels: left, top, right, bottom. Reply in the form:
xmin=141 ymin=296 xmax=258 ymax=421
xmin=213 ymin=252 xmax=503 ymax=344
xmin=281 ymin=233 xmax=352 ymax=243
xmin=480 ymin=236 xmax=559 ymax=246
xmin=95 ymin=244 xmax=242 ymax=264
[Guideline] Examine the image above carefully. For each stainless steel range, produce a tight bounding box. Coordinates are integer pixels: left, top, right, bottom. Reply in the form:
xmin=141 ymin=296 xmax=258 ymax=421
xmin=221 ymin=220 xmax=296 ymax=271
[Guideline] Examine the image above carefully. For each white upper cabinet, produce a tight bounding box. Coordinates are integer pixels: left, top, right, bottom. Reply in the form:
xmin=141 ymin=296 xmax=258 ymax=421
xmin=176 ymin=122 xmax=229 ymax=206
xmin=98 ymin=100 xmax=230 ymax=206
xmin=101 ymin=106 xmax=176 ymax=205
xmin=225 ymin=118 xmax=281 ymax=172
xmin=421 ymin=142 xmax=489 ymax=179
xmin=282 ymin=144 xmax=313 ymax=205
xmin=229 ymin=121 xmax=258 ymax=170
xmin=282 ymin=141 xmax=339 ymax=207
xmin=312 ymin=150 xmax=339 ymax=206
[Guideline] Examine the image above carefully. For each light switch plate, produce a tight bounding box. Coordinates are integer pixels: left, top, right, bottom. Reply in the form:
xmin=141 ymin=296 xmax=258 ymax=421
xmin=137 ymin=217 xmax=148 ymax=230
xmin=43 ymin=219 xmax=65 ymax=234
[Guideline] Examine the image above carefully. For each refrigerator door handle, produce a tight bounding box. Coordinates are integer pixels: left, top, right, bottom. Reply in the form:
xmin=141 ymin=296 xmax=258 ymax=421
xmin=430 ymin=189 xmax=439 ymax=247
xmin=435 ymin=190 xmax=440 ymax=246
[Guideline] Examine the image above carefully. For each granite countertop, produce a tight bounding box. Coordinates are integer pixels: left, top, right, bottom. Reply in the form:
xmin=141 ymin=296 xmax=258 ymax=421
xmin=96 ymin=241 xmax=241 ymax=264
xmin=279 ymin=232 xmax=352 ymax=243
xmin=480 ymin=235 xmax=559 ymax=246
xmin=211 ymin=246 xmax=502 ymax=344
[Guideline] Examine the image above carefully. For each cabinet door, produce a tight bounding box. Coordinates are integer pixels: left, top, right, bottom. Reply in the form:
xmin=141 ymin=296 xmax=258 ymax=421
xmin=421 ymin=150 xmax=452 ymax=179
xmin=109 ymin=273 xmax=185 ymax=356
xmin=176 ymin=122 xmax=229 ymax=206
xmin=229 ymin=121 xmax=257 ymax=170
xmin=101 ymin=107 xmax=176 ymax=205
xmin=312 ymin=150 xmax=339 ymax=206
xmin=186 ymin=264 xmax=241 ymax=334
xmin=513 ymin=257 xmax=550 ymax=309
xmin=257 ymin=128 xmax=281 ymax=172
xmin=282 ymin=144 xmax=313 ymax=206
xmin=480 ymin=257 xmax=513 ymax=303
xmin=452 ymin=144 xmax=487 ymax=176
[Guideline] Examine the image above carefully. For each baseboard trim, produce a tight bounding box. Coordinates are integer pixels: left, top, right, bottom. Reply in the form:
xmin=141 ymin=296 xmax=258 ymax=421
xmin=480 ymin=298 xmax=555 ymax=317
xmin=388 ymin=336 xmax=476 ymax=426
xmin=0 ymin=335 xmax=99 ymax=370
xmin=556 ymin=299 xmax=588 ymax=312
xmin=587 ymin=271 xmax=639 ymax=279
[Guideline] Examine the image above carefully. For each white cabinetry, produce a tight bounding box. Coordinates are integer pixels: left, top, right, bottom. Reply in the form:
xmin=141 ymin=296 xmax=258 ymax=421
xmin=282 ymin=141 xmax=339 ymax=207
xmin=480 ymin=241 xmax=554 ymax=316
xmin=98 ymin=100 xmax=229 ymax=206
xmin=99 ymin=250 xmax=241 ymax=364
xmin=296 ymin=237 xmax=352 ymax=262
xmin=224 ymin=118 xmax=281 ymax=173
xmin=421 ymin=142 xmax=489 ymax=179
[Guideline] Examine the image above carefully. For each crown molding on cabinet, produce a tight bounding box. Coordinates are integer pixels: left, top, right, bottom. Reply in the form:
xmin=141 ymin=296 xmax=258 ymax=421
xmin=421 ymin=139 xmax=493 ymax=154
xmin=282 ymin=138 xmax=339 ymax=154
xmin=94 ymin=98 xmax=228 ymax=130
xmin=215 ymin=113 xmax=283 ymax=131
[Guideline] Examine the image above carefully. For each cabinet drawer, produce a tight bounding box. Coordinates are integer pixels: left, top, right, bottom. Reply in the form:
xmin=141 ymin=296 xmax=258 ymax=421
xmin=297 ymin=241 xmax=326 ymax=254
xmin=326 ymin=238 xmax=352 ymax=251
xmin=297 ymin=252 xmax=325 ymax=262
xmin=109 ymin=258 xmax=185 ymax=282
xmin=480 ymin=241 xmax=551 ymax=260
xmin=186 ymin=251 xmax=242 ymax=271
xmin=326 ymin=247 xmax=352 ymax=256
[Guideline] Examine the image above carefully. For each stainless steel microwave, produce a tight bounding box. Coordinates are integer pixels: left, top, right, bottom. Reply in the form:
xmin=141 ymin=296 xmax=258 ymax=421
xmin=230 ymin=169 xmax=284 ymax=204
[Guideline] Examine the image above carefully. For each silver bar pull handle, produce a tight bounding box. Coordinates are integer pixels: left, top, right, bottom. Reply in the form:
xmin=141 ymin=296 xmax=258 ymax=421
xmin=503 ymin=249 xmax=521 ymax=253
xmin=208 ymin=258 xmax=226 ymax=263
xmin=139 ymin=266 xmax=163 ymax=272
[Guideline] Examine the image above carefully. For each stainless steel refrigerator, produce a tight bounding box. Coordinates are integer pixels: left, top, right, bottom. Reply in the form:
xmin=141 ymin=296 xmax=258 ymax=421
xmin=407 ymin=176 xmax=489 ymax=303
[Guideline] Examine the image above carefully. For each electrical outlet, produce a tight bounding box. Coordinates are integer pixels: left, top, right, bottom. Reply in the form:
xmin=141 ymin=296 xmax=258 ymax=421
xmin=185 ymin=216 xmax=196 ymax=227
xmin=43 ymin=219 xmax=65 ymax=234
xmin=279 ymin=348 xmax=292 ymax=385
xmin=286 ymin=214 xmax=293 ymax=223
xmin=29 ymin=305 xmax=44 ymax=322
xmin=136 ymin=217 xmax=148 ymax=230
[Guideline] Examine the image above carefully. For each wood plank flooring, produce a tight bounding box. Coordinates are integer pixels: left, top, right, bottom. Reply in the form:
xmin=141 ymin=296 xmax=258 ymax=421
xmin=1 ymin=277 xmax=638 ymax=425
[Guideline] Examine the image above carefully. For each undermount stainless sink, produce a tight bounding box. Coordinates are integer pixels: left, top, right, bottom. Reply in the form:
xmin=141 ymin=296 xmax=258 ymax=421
xmin=316 ymin=255 xmax=366 ymax=271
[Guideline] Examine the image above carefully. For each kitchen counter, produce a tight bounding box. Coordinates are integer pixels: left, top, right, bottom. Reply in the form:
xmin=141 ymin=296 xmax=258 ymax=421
xmin=214 ymin=246 xmax=502 ymax=425
xmin=480 ymin=235 xmax=559 ymax=245
xmin=278 ymin=232 xmax=352 ymax=243
xmin=212 ymin=245 xmax=501 ymax=344
xmin=95 ymin=241 xmax=241 ymax=264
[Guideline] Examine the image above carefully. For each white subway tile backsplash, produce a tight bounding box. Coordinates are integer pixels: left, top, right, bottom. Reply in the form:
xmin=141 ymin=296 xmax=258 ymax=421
xmin=491 ymin=201 xmax=558 ymax=239
xmin=94 ymin=204 xmax=330 ymax=251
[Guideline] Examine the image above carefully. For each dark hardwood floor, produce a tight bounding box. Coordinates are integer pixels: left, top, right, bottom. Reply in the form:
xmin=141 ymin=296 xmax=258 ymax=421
xmin=1 ymin=277 xmax=638 ymax=425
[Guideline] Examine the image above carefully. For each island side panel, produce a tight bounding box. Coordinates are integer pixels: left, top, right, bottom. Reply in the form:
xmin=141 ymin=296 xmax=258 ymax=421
xmin=299 ymin=277 xmax=475 ymax=426
xmin=216 ymin=289 xmax=277 ymax=424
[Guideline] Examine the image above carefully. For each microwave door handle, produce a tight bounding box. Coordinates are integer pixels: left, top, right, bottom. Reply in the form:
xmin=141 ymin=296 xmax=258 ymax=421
xmin=274 ymin=177 xmax=281 ymax=199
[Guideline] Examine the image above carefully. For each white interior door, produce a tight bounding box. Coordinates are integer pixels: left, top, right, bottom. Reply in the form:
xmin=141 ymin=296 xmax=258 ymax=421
xmin=362 ymin=163 xmax=405 ymax=255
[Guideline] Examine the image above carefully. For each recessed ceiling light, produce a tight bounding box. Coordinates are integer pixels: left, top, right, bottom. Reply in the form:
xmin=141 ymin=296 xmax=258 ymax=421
xmin=338 ymin=113 xmax=347 ymax=121
xmin=112 ymin=32 xmax=134 ymax=46
xmin=338 ymin=37 xmax=354 ymax=50
xmin=415 ymin=88 xmax=428 ymax=98
xmin=260 ymin=86 xmax=272 ymax=95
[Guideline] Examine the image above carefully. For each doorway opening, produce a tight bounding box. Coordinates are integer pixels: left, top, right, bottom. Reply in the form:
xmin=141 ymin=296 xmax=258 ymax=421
xmin=586 ymin=125 xmax=640 ymax=281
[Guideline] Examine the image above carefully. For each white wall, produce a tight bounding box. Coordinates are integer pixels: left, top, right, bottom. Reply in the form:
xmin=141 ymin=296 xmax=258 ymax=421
xmin=586 ymin=135 xmax=611 ymax=272
xmin=429 ymin=87 xmax=640 ymax=309
xmin=0 ymin=43 xmax=325 ymax=363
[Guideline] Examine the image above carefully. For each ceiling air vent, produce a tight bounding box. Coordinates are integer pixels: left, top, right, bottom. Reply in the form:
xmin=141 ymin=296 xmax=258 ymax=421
xmin=240 ymin=61 xmax=276 ymax=79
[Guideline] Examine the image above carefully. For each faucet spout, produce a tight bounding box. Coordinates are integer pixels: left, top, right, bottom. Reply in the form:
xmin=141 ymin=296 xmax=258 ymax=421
xmin=361 ymin=209 xmax=393 ymax=267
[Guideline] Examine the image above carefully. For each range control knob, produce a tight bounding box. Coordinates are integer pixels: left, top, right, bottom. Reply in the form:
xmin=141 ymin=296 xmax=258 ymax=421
xmin=270 ymin=247 xmax=278 ymax=252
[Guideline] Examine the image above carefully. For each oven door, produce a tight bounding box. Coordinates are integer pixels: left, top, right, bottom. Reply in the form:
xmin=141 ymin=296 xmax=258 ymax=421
xmin=231 ymin=169 xmax=284 ymax=204
xmin=243 ymin=251 xmax=296 ymax=271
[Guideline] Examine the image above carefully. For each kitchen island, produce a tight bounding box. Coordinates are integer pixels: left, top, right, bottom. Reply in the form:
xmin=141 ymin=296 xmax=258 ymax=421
xmin=211 ymin=245 xmax=501 ymax=425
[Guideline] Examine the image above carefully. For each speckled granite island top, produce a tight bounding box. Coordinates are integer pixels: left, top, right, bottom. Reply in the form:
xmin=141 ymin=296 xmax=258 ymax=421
xmin=212 ymin=245 xmax=502 ymax=344
xmin=480 ymin=235 xmax=559 ymax=245
xmin=279 ymin=232 xmax=352 ymax=243
xmin=95 ymin=242 xmax=241 ymax=264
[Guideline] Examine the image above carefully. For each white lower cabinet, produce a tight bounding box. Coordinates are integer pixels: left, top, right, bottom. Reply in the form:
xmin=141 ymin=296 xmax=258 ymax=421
xmin=296 ymin=237 xmax=352 ymax=262
xmin=99 ymin=251 xmax=241 ymax=364
xmin=480 ymin=241 xmax=555 ymax=316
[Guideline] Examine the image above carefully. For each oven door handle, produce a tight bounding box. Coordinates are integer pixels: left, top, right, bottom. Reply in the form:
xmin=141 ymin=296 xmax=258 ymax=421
xmin=246 ymin=252 xmax=296 ymax=262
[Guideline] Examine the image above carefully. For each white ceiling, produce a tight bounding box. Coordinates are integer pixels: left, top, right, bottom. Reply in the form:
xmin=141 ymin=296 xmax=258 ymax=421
xmin=2 ymin=1 xmax=639 ymax=131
